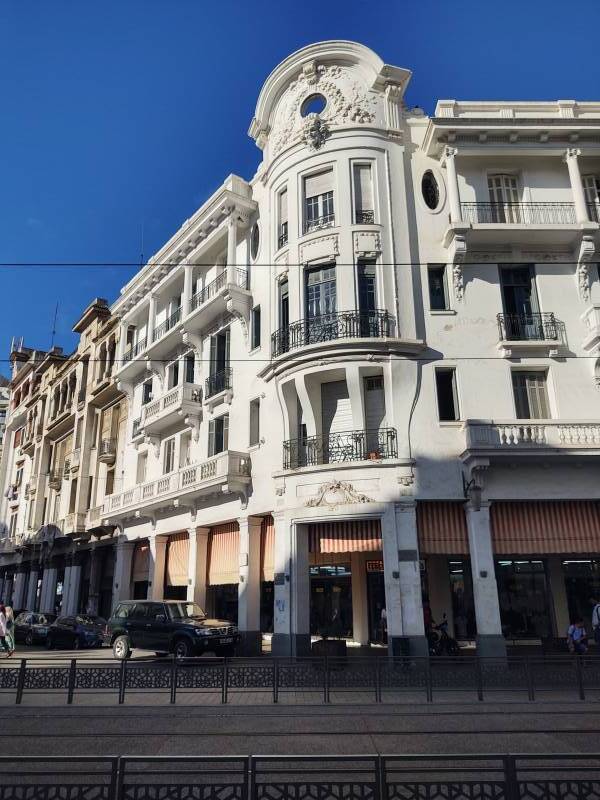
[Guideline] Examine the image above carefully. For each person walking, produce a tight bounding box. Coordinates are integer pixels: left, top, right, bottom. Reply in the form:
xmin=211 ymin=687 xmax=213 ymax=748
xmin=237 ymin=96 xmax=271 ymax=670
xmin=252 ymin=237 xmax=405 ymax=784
xmin=591 ymin=597 xmax=600 ymax=648
xmin=0 ymin=605 xmax=9 ymax=656
xmin=567 ymin=618 xmax=588 ymax=655
xmin=4 ymin=606 xmax=15 ymax=657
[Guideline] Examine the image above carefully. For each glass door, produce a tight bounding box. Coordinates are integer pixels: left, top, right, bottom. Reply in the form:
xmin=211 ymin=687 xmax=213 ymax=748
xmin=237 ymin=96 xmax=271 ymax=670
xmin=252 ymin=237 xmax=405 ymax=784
xmin=488 ymin=174 xmax=520 ymax=222
xmin=500 ymin=266 xmax=540 ymax=339
xmin=305 ymin=265 xmax=337 ymax=345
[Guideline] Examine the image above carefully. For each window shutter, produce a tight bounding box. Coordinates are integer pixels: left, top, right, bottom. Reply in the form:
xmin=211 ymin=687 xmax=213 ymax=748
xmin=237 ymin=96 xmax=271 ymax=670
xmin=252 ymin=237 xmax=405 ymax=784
xmin=279 ymin=189 xmax=288 ymax=223
xmin=353 ymin=164 xmax=373 ymax=212
xmin=304 ymin=170 xmax=333 ymax=198
xmin=512 ymin=373 xmax=529 ymax=418
xmin=209 ymin=336 xmax=217 ymax=376
xmin=208 ymin=420 xmax=215 ymax=457
xmin=224 ymin=328 xmax=230 ymax=365
xmin=526 ymin=374 xmax=549 ymax=419
xmin=223 ymin=415 xmax=229 ymax=451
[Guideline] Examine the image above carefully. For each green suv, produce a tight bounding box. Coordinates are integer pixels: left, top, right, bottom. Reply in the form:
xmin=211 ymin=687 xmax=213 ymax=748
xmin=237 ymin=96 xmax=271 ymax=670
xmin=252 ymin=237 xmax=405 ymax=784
xmin=108 ymin=600 xmax=240 ymax=660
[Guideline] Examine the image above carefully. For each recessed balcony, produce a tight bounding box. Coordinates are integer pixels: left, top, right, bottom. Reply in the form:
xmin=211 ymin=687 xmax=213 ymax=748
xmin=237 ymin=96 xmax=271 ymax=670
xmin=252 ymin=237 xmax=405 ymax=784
xmin=496 ymin=312 xmax=562 ymax=357
xmin=48 ymin=472 xmax=62 ymax=491
xmin=59 ymin=513 xmax=86 ymax=535
xmin=283 ymin=427 xmax=398 ymax=470
xmin=102 ymin=450 xmax=251 ymax=520
xmin=98 ymin=439 xmax=116 ymax=465
xmin=204 ymin=368 xmax=233 ymax=409
xmin=141 ymin=383 xmax=202 ymax=436
xmin=185 ymin=269 xmax=250 ymax=335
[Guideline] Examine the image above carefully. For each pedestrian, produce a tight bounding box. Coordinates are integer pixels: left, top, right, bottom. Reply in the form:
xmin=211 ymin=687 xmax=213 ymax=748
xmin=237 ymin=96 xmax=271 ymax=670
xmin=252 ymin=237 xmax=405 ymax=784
xmin=0 ymin=605 xmax=9 ymax=656
xmin=567 ymin=618 xmax=588 ymax=655
xmin=4 ymin=606 xmax=15 ymax=657
xmin=591 ymin=597 xmax=600 ymax=648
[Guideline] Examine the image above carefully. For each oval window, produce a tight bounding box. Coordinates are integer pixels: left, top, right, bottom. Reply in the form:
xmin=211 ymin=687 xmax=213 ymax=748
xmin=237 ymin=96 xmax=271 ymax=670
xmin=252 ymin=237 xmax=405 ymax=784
xmin=250 ymin=223 xmax=260 ymax=260
xmin=301 ymin=93 xmax=327 ymax=117
xmin=422 ymin=170 xmax=440 ymax=210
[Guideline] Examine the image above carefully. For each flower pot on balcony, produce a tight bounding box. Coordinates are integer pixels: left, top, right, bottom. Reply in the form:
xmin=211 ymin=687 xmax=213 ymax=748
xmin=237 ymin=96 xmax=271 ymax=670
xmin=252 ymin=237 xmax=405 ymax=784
xmin=368 ymin=451 xmax=380 ymax=461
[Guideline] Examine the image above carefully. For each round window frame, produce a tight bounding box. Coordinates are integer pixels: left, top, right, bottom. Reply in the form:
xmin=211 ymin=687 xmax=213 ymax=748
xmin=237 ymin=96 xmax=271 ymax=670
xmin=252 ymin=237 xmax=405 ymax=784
xmin=418 ymin=167 xmax=446 ymax=215
xmin=300 ymin=93 xmax=328 ymax=118
xmin=250 ymin=222 xmax=260 ymax=261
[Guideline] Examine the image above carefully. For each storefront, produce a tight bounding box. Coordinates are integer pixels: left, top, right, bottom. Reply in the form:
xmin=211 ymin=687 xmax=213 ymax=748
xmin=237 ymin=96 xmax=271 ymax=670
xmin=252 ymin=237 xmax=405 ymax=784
xmin=131 ymin=541 xmax=149 ymax=600
xmin=164 ymin=532 xmax=189 ymax=601
xmin=562 ymin=559 xmax=600 ymax=632
xmin=206 ymin=522 xmax=239 ymax=622
xmin=260 ymin=516 xmax=274 ymax=633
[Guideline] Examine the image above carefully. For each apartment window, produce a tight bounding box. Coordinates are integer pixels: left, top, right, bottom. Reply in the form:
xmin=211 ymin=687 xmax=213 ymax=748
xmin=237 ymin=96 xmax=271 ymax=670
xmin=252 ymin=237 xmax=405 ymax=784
xmin=428 ymin=265 xmax=449 ymax=311
xmin=9 ymin=513 xmax=17 ymax=537
xmin=278 ymin=189 xmax=288 ymax=247
xmin=90 ymin=412 xmax=99 ymax=448
xmin=435 ymin=368 xmax=460 ymax=421
xmin=167 ymin=360 xmax=180 ymax=390
xmin=488 ymin=174 xmax=519 ymax=222
xmin=353 ymin=163 xmax=374 ymax=223
xmin=15 ymin=467 xmax=23 ymax=488
xmin=279 ymin=279 xmax=289 ymax=329
xmin=209 ymin=415 xmax=229 ymax=457
xmin=249 ymin=398 xmax=260 ymax=447
xmin=306 ymin=264 xmax=336 ymax=321
xmin=357 ymin=260 xmax=377 ymax=313
xmin=69 ymin=478 xmax=78 ymax=514
xmin=142 ymin=380 xmax=153 ymax=405
xmin=136 ymin=452 xmax=148 ymax=484
xmin=583 ymin=175 xmax=600 ymax=222
xmin=163 ymin=438 xmax=175 ymax=474
xmin=105 ymin=468 xmax=114 ymax=496
xmin=184 ymin=354 xmax=195 ymax=384
xmin=251 ymin=306 xmax=261 ymax=350
xmin=512 ymin=371 xmax=550 ymax=419
xmin=179 ymin=432 xmax=192 ymax=468
xmin=86 ymin=477 xmax=94 ymax=511
xmin=304 ymin=170 xmax=334 ymax=233
xmin=27 ymin=500 xmax=34 ymax=530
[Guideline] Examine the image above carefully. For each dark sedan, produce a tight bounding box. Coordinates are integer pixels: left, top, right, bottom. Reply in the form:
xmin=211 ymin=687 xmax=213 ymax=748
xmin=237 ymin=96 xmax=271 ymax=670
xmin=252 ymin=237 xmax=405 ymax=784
xmin=14 ymin=612 xmax=57 ymax=645
xmin=46 ymin=615 xmax=107 ymax=650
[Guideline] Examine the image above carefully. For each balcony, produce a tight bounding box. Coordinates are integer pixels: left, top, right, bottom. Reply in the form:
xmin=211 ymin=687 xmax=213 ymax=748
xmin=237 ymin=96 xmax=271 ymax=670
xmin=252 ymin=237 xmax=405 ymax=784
xmin=303 ymin=213 xmax=335 ymax=235
xmin=205 ymin=368 xmax=232 ymax=409
xmin=102 ymin=450 xmax=251 ymax=520
xmin=132 ymin=417 xmax=143 ymax=439
xmin=122 ymin=337 xmax=148 ymax=365
xmin=86 ymin=505 xmax=105 ymax=529
xmin=98 ymin=439 xmax=116 ymax=465
xmin=59 ymin=513 xmax=86 ymax=535
xmin=283 ymin=428 xmax=398 ymax=470
xmin=496 ymin=312 xmax=561 ymax=357
xmin=153 ymin=308 xmax=182 ymax=343
xmin=462 ymin=202 xmax=576 ymax=226
xmin=141 ymin=383 xmax=203 ymax=436
xmin=461 ymin=419 xmax=600 ymax=471
xmin=355 ymin=210 xmax=375 ymax=224
xmin=69 ymin=448 xmax=81 ymax=473
xmin=278 ymin=223 xmax=288 ymax=249
xmin=272 ymin=310 xmax=396 ymax=358
xmin=186 ymin=269 xmax=250 ymax=336
xmin=48 ymin=472 xmax=62 ymax=491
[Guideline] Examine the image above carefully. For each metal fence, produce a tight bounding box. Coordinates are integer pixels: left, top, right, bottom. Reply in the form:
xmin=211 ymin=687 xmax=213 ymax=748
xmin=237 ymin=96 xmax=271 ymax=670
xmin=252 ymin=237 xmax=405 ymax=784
xmin=2 ymin=654 xmax=600 ymax=705
xmin=1 ymin=753 xmax=600 ymax=800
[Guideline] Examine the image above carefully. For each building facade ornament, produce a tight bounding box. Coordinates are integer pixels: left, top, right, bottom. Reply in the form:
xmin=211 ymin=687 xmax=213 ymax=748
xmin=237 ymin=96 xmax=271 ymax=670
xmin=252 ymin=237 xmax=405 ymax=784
xmin=305 ymin=481 xmax=374 ymax=509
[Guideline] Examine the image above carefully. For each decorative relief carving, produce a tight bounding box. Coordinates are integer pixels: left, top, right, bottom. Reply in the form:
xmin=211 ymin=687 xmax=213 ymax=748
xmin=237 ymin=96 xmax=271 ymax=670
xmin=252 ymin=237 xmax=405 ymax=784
xmin=577 ymin=236 xmax=596 ymax=302
xmin=299 ymin=233 xmax=339 ymax=264
xmin=353 ymin=231 xmax=382 ymax=257
xmin=271 ymin=61 xmax=377 ymax=157
xmin=305 ymin=480 xmax=373 ymax=509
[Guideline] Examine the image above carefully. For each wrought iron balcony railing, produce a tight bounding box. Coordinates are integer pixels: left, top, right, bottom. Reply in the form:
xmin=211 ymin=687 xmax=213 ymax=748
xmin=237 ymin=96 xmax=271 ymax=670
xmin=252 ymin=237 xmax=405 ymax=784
xmin=271 ymin=310 xmax=395 ymax=358
xmin=153 ymin=308 xmax=182 ymax=342
xmin=278 ymin=224 xmax=289 ymax=249
xmin=303 ymin=213 xmax=335 ymax=234
xmin=132 ymin=418 xmax=142 ymax=438
xmin=205 ymin=367 xmax=232 ymax=399
xmin=355 ymin=209 xmax=375 ymax=224
xmin=123 ymin=337 xmax=147 ymax=364
xmin=283 ymin=427 xmax=398 ymax=469
xmin=460 ymin=202 xmax=576 ymax=225
xmin=190 ymin=269 xmax=248 ymax=312
xmin=98 ymin=439 xmax=116 ymax=464
xmin=497 ymin=312 xmax=558 ymax=342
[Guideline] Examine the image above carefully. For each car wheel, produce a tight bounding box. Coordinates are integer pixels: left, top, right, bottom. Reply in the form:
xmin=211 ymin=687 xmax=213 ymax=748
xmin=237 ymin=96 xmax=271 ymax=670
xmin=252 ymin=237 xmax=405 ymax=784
xmin=25 ymin=632 xmax=33 ymax=646
xmin=173 ymin=638 xmax=192 ymax=660
xmin=113 ymin=635 xmax=131 ymax=661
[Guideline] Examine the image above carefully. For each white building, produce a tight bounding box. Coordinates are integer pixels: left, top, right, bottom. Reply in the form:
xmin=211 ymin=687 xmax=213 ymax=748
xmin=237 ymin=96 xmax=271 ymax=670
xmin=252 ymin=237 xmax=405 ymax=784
xmin=3 ymin=40 xmax=600 ymax=658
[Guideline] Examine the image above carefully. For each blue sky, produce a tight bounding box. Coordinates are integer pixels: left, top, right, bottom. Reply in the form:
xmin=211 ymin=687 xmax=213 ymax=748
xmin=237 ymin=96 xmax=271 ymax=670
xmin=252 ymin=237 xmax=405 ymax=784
xmin=1 ymin=0 xmax=598 ymax=372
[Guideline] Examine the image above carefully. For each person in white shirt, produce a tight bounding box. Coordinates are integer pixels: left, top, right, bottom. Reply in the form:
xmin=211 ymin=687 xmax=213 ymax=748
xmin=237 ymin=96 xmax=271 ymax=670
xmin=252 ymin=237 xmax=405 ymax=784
xmin=567 ymin=618 xmax=588 ymax=655
xmin=591 ymin=598 xmax=600 ymax=647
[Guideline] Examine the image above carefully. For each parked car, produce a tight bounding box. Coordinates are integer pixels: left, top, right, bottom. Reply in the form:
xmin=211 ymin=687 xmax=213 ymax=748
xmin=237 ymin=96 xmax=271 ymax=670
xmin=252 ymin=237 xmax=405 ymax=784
xmin=14 ymin=612 xmax=57 ymax=645
xmin=46 ymin=615 xmax=107 ymax=650
xmin=108 ymin=600 xmax=240 ymax=660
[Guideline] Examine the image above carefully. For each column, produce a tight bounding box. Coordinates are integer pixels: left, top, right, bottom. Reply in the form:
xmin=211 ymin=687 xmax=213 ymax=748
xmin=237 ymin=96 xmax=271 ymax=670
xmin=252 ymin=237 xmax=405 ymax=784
xmin=147 ymin=294 xmax=158 ymax=344
xmin=40 ymin=566 xmax=58 ymax=613
xmin=187 ymin=527 xmax=209 ymax=608
xmin=117 ymin=321 xmax=128 ymax=364
xmin=87 ymin=544 xmax=103 ymax=614
xmin=183 ymin=264 xmax=194 ymax=317
xmin=350 ymin=552 xmax=369 ymax=645
xmin=237 ymin=516 xmax=262 ymax=656
xmin=148 ymin=535 xmax=167 ymax=600
xmin=271 ymin=511 xmax=292 ymax=657
xmin=12 ymin=568 xmax=27 ymax=610
xmin=112 ymin=539 xmax=135 ymax=603
xmin=63 ymin=559 xmax=82 ymax=615
xmin=26 ymin=568 xmax=39 ymax=611
xmin=395 ymin=502 xmax=428 ymax=656
xmin=465 ymin=501 xmax=506 ymax=658
xmin=547 ymin=556 xmax=570 ymax=637
xmin=226 ymin=215 xmax=237 ymax=284
xmin=62 ymin=563 xmax=73 ymax=614
xmin=381 ymin=505 xmax=404 ymax=656
xmin=564 ymin=148 xmax=589 ymax=223
xmin=443 ymin=146 xmax=462 ymax=224
xmin=289 ymin=522 xmax=310 ymax=656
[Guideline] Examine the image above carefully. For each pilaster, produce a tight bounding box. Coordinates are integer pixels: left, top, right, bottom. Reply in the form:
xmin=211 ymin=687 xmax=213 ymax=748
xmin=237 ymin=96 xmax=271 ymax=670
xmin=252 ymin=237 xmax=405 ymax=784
xmin=237 ymin=515 xmax=262 ymax=655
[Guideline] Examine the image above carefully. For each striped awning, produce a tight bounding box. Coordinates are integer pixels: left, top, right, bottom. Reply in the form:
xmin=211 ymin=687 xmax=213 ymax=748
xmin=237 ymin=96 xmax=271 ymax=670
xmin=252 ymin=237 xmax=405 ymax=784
xmin=491 ymin=501 xmax=600 ymax=554
xmin=260 ymin=516 xmax=275 ymax=583
xmin=165 ymin=532 xmax=189 ymax=588
xmin=309 ymin=519 xmax=382 ymax=554
xmin=417 ymin=502 xmax=469 ymax=555
xmin=207 ymin=522 xmax=240 ymax=586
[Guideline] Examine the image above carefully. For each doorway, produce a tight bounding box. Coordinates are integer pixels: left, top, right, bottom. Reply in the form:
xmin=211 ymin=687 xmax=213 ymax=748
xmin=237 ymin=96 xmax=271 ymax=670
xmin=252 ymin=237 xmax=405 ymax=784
xmin=310 ymin=564 xmax=352 ymax=638
xmin=366 ymin=564 xmax=386 ymax=643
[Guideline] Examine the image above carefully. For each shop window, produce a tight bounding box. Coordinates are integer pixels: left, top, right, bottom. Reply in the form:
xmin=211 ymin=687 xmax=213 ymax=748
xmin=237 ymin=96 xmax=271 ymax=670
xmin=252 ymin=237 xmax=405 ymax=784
xmin=496 ymin=559 xmax=551 ymax=638
xmin=563 ymin=559 xmax=600 ymax=633
xmin=435 ymin=368 xmax=459 ymax=421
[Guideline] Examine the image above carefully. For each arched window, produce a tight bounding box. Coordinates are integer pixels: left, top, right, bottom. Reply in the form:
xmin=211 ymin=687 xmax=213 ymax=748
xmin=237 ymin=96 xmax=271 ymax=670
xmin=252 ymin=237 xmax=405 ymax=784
xmin=301 ymin=93 xmax=327 ymax=117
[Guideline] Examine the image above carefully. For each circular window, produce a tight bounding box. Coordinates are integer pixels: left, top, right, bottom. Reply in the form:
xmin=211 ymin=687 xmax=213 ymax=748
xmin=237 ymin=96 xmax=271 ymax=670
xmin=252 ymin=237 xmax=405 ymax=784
xmin=250 ymin=223 xmax=260 ymax=260
xmin=422 ymin=171 xmax=440 ymax=210
xmin=301 ymin=93 xmax=327 ymax=117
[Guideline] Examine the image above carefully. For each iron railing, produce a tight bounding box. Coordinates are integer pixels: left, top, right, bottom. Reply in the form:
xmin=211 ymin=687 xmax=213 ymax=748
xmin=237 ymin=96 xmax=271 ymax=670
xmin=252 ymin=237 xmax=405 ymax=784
xmin=284 ymin=427 xmax=397 ymax=469
xmin=355 ymin=209 xmax=375 ymax=224
xmin=1 ymin=655 xmax=599 ymax=707
xmin=132 ymin=418 xmax=142 ymax=438
xmin=303 ymin=213 xmax=335 ymax=233
xmin=98 ymin=439 xmax=116 ymax=459
xmin=122 ymin=337 xmax=147 ymax=364
xmin=272 ymin=310 xmax=395 ymax=357
xmin=2 ymin=752 xmax=599 ymax=800
xmin=205 ymin=367 xmax=232 ymax=398
xmin=460 ymin=201 xmax=576 ymax=225
xmin=190 ymin=269 xmax=248 ymax=312
xmin=497 ymin=312 xmax=558 ymax=341
xmin=278 ymin=222 xmax=288 ymax=248
xmin=153 ymin=308 xmax=182 ymax=342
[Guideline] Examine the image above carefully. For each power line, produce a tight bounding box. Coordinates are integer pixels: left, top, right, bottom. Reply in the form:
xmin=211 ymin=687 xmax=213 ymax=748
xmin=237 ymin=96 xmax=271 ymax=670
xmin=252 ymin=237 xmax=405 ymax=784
xmin=0 ymin=261 xmax=591 ymax=267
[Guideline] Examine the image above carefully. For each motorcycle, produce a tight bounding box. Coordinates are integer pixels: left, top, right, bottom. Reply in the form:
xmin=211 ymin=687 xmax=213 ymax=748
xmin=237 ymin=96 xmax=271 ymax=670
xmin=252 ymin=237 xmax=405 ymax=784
xmin=427 ymin=613 xmax=460 ymax=657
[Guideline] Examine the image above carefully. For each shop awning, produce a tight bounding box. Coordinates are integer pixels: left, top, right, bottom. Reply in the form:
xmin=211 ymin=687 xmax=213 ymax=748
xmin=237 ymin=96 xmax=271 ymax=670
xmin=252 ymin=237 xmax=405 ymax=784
xmin=131 ymin=541 xmax=149 ymax=583
xmin=261 ymin=516 xmax=275 ymax=582
xmin=207 ymin=522 xmax=240 ymax=586
xmin=417 ymin=502 xmax=469 ymax=555
xmin=309 ymin=519 xmax=382 ymax=554
xmin=491 ymin=501 xmax=600 ymax=554
xmin=165 ymin=532 xmax=189 ymax=587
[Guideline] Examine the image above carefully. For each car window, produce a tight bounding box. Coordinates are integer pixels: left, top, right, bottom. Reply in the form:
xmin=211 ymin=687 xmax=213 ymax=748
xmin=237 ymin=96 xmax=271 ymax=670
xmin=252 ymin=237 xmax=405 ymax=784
xmin=16 ymin=613 xmax=30 ymax=624
xmin=146 ymin=604 xmax=166 ymax=621
xmin=113 ymin=603 xmax=134 ymax=619
xmin=57 ymin=617 xmax=74 ymax=628
xmin=131 ymin=604 xmax=149 ymax=621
